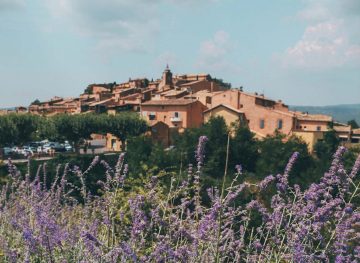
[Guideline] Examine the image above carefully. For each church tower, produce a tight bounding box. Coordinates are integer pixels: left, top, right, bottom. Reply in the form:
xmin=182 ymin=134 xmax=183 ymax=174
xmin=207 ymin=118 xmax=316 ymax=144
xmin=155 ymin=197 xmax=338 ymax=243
xmin=161 ymin=64 xmax=173 ymax=89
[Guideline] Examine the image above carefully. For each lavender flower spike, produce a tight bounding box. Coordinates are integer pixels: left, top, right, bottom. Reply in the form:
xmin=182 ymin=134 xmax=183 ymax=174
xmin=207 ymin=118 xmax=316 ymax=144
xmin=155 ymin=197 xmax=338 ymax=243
xmin=195 ymin=136 xmax=208 ymax=167
xmin=284 ymin=152 xmax=299 ymax=176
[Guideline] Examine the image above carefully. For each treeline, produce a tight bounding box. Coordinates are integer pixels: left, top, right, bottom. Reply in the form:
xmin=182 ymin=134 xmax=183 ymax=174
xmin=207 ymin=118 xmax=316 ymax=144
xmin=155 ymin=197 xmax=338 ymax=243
xmin=126 ymin=116 xmax=359 ymax=189
xmin=0 ymin=113 xmax=147 ymax=152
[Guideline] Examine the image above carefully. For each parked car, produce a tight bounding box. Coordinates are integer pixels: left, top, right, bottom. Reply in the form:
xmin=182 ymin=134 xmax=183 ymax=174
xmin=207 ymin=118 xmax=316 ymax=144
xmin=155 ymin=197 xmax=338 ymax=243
xmin=2 ymin=147 xmax=13 ymax=155
xmin=19 ymin=147 xmax=34 ymax=157
xmin=64 ymin=143 xmax=73 ymax=152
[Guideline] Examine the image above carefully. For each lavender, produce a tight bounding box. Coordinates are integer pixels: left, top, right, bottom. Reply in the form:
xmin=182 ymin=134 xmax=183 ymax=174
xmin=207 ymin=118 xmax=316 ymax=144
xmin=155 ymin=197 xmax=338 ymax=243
xmin=195 ymin=135 xmax=208 ymax=168
xmin=0 ymin=140 xmax=358 ymax=262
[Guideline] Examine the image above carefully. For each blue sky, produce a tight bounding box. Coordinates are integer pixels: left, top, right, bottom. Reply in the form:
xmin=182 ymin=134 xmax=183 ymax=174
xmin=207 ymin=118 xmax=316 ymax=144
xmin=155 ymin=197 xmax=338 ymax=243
xmin=0 ymin=0 xmax=359 ymax=107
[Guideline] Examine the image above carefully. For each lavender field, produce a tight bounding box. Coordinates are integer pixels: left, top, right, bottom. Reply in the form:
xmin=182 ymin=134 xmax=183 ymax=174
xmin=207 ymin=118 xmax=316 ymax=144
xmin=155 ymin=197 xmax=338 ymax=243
xmin=0 ymin=136 xmax=359 ymax=262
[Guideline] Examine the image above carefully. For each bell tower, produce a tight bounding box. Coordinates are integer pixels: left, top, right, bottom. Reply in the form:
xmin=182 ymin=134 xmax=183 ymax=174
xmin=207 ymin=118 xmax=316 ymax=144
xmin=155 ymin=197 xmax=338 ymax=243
xmin=162 ymin=64 xmax=173 ymax=86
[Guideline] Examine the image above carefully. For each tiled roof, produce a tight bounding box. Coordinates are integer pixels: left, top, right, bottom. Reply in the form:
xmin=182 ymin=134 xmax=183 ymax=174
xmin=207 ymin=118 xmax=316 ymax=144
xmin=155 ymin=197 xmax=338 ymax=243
xmin=163 ymin=89 xmax=188 ymax=97
xmin=203 ymin=104 xmax=244 ymax=114
xmin=295 ymin=112 xmax=333 ymax=122
xmin=141 ymin=99 xmax=198 ymax=106
xmin=179 ymin=80 xmax=203 ymax=86
xmin=88 ymin=98 xmax=113 ymax=107
xmin=334 ymin=125 xmax=352 ymax=133
xmin=353 ymin=128 xmax=360 ymax=135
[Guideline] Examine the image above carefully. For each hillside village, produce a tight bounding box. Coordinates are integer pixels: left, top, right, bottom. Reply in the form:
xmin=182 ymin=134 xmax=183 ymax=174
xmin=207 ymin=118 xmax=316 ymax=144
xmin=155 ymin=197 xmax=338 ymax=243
xmin=2 ymin=66 xmax=360 ymax=152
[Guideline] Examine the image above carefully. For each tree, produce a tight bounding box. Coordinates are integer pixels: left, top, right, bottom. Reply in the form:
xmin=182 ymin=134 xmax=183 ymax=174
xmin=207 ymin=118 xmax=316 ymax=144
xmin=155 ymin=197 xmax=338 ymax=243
xmin=347 ymin=119 xmax=359 ymax=129
xmin=7 ymin=114 xmax=43 ymax=145
xmin=175 ymin=116 xmax=229 ymax=178
xmin=52 ymin=114 xmax=101 ymax=153
xmin=105 ymin=113 xmax=148 ymax=152
xmin=255 ymin=132 xmax=312 ymax=181
xmin=230 ymin=123 xmax=259 ymax=172
xmin=314 ymin=129 xmax=340 ymax=161
xmin=30 ymin=99 xmax=41 ymax=105
xmin=0 ymin=115 xmax=18 ymax=147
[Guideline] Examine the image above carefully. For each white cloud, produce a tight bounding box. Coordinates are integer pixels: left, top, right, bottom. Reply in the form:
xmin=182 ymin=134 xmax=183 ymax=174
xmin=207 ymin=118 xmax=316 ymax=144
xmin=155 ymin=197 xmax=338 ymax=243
xmin=45 ymin=0 xmax=162 ymax=53
xmin=196 ymin=31 xmax=241 ymax=74
xmin=281 ymin=0 xmax=360 ymax=69
xmin=44 ymin=0 xmax=220 ymax=55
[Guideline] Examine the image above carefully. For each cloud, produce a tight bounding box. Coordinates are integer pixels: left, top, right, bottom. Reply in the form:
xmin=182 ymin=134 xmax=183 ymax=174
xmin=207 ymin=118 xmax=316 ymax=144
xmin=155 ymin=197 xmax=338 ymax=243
xmin=45 ymin=0 xmax=162 ymax=53
xmin=281 ymin=0 xmax=360 ymax=69
xmin=0 ymin=0 xmax=25 ymax=11
xmin=196 ymin=31 xmax=241 ymax=74
xmin=44 ymin=0 xmax=220 ymax=55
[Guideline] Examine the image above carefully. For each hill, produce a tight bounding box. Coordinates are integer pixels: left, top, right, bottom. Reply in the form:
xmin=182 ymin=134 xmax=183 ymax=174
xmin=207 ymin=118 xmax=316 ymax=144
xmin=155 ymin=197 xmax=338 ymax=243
xmin=290 ymin=104 xmax=360 ymax=124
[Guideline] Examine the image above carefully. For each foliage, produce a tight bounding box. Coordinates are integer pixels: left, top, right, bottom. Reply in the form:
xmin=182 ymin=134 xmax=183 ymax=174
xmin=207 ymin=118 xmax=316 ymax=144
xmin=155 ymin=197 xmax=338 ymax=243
xmin=0 ymin=113 xmax=147 ymax=152
xmin=0 ymin=137 xmax=359 ymax=262
xmin=104 ymin=113 xmax=148 ymax=151
xmin=314 ymin=129 xmax=340 ymax=161
xmin=348 ymin=119 xmax=359 ymax=129
xmin=0 ymin=114 xmax=44 ymax=146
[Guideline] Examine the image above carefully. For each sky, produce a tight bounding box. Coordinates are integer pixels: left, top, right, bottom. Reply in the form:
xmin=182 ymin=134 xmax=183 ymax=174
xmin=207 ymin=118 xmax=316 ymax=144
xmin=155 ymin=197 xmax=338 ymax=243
xmin=0 ymin=0 xmax=359 ymax=107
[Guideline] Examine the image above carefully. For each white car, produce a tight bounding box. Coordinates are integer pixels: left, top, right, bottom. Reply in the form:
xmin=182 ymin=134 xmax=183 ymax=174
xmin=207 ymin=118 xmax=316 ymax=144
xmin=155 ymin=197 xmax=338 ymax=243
xmin=64 ymin=143 xmax=73 ymax=152
xmin=11 ymin=146 xmax=21 ymax=153
xmin=2 ymin=147 xmax=13 ymax=155
xmin=21 ymin=147 xmax=34 ymax=157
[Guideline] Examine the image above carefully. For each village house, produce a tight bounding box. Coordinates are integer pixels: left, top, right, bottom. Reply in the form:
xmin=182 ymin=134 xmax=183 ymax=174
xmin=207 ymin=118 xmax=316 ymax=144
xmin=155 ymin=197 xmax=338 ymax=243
xmin=203 ymin=104 xmax=246 ymax=128
xmin=29 ymin=97 xmax=81 ymax=115
xmin=23 ymin=66 xmax=358 ymax=153
xmin=207 ymin=89 xmax=296 ymax=138
xmin=140 ymin=99 xmax=207 ymax=130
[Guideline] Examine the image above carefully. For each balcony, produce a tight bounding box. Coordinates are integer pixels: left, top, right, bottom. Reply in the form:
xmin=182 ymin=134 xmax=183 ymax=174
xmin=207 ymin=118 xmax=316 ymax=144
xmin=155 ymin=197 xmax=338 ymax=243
xmin=170 ymin=116 xmax=182 ymax=122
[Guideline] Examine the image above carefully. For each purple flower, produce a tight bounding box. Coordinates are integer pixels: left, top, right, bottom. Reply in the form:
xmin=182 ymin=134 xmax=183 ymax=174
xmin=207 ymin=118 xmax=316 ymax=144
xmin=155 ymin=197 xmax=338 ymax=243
xmin=195 ymin=136 xmax=208 ymax=167
xmin=259 ymin=175 xmax=275 ymax=190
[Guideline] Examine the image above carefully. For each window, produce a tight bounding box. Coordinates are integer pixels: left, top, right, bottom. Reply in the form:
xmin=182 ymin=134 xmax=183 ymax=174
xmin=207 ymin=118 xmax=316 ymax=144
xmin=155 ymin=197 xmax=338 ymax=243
xmin=260 ymin=119 xmax=265 ymax=129
xmin=174 ymin=112 xmax=179 ymax=118
xmin=149 ymin=112 xmax=156 ymax=120
xmin=317 ymin=126 xmax=321 ymax=131
xmin=277 ymin=119 xmax=283 ymax=129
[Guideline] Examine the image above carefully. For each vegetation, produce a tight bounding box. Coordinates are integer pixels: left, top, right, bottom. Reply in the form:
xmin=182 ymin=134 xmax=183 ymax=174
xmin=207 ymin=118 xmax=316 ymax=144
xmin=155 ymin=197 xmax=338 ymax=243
xmin=0 ymin=136 xmax=358 ymax=262
xmin=0 ymin=113 xmax=148 ymax=151
xmin=348 ymin=119 xmax=359 ymax=129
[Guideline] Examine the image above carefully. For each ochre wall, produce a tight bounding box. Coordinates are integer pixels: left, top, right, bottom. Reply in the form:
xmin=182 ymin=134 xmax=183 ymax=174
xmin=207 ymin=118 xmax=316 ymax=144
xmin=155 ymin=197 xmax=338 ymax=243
xmin=204 ymin=106 xmax=242 ymax=127
xmin=292 ymin=131 xmax=324 ymax=153
xmin=141 ymin=101 xmax=206 ymax=129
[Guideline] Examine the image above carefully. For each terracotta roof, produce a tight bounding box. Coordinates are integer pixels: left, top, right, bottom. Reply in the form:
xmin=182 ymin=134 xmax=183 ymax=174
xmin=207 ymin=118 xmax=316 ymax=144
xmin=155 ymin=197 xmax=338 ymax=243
xmin=141 ymin=99 xmax=198 ymax=106
xmin=179 ymin=80 xmax=203 ymax=86
xmin=203 ymin=104 xmax=244 ymax=115
xmin=295 ymin=113 xmax=333 ymax=122
xmin=271 ymin=109 xmax=295 ymax=117
xmin=353 ymin=128 xmax=360 ymax=135
xmin=88 ymin=98 xmax=113 ymax=107
xmin=163 ymin=89 xmax=188 ymax=97
xmin=334 ymin=126 xmax=352 ymax=133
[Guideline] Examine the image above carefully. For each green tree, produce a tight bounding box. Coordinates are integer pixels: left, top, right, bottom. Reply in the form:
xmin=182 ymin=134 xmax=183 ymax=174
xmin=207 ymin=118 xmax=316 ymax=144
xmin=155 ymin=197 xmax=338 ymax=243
xmin=347 ymin=119 xmax=359 ymax=129
xmin=105 ymin=113 xmax=148 ymax=151
xmin=52 ymin=114 xmax=101 ymax=153
xmin=7 ymin=114 xmax=42 ymax=145
xmin=314 ymin=129 xmax=340 ymax=161
xmin=255 ymin=133 xmax=312 ymax=181
xmin=0 ymin=115 xmax=18 ymax=147
xmin=230 ymin=123 xmax=259 ymax=172
xmin=30 ymin=99 xmax=41 ymax=105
